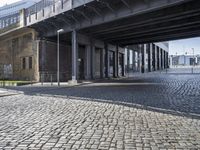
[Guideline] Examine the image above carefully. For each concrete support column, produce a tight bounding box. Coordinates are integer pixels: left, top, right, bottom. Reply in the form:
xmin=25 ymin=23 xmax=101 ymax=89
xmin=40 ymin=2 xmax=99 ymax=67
xmin=160 ymin=49 xmax=163 ymax=69
xmin=162 ymin=49 xmax=165 ymax=70
xmin=153 ymin=45 xmax=156 ymax=71
xmin=86 ymin=45 xmax=91 ymax=79
xmin=166 ymin=52 xmax=169 ymax=68
xmin=164 ymin=51 xmax=166 ymax=69
xmin=71 ymin=30 xmax=78 ymax=82
xmin=141 ymin=44 xmax=147 ymax=73
xmin=157 ymin=47 xmax=160 ymax=70
xmin=127 ymin=48 xmax=130 ymax=74
xmin=152 ymin=44 xmax=156 ymax=71
xmin=90 ymin=40 xmax=95 ymax=79
xmin=116 ymin=45 xmax=119 ymax=77
xmin=100 ymin=49 xmax=104 ymax=78
xmin=159 ymin=48 xmax=162 ymax=70
xmin=104 ymin=43 xmax=109 ymax=78
xmin=141 ymin=45 xmax=144 ymax=73
xmin=35 ymin=40 xmax=40 ymax=82
xmin=138 ymin=47 xmax=142 ymax=73
xmin=132 ymin=50 xmax=136 ymax=71
xmin=41 ymin=39 xmax=47 ymax=75
xmin=148 ymin=44 xmax=153 ymax=72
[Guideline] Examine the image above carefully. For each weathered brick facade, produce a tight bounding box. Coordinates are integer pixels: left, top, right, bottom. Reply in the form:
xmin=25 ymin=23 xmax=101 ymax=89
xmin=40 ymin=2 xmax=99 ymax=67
xmin=0 ymin=28 xmax=39 ymax=81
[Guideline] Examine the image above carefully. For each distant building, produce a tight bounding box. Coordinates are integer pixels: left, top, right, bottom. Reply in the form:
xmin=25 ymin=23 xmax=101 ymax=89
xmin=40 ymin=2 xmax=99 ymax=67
xmin=0 ymin=0 xmax=38 ymax=17
xmin=170 ymin=55 xmax=200 ymax=67
xmin=0 ymin=0 xmax=40 ymax=29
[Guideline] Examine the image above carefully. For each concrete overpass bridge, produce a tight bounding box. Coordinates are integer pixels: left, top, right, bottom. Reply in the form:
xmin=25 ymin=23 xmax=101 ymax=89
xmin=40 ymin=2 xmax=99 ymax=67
xmin=0 ymin=0 xmax=199 ymax=82
xmin=26 ymin=0 xmax=200 ymax=45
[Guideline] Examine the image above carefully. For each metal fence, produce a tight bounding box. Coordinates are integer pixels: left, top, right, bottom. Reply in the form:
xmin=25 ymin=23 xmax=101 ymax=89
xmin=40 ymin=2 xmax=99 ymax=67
xmin=0 ymin=12 xmax=20 ymax=30
xmin=25 ymin=0 xmax=70 ymax=17
xmin=158 ymin=66 xmax=200 ymax=74
xmin=40 ymin=71 xmax=70 ymax=85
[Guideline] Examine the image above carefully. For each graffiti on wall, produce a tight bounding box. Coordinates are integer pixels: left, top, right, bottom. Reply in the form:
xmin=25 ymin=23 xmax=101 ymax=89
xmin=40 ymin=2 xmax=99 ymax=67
xmin=0 ymin=64 xmax=13 ymax=79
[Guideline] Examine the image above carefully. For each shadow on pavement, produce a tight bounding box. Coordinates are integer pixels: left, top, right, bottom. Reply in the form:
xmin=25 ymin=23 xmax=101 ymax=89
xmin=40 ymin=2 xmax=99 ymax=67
xmin=4 ymin=75 xmax=200 ymax=120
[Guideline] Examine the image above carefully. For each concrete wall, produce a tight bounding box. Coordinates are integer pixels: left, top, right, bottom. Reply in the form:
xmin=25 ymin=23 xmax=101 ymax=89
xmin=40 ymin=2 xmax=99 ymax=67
xmin=39 ymin=40 xmax=72 ymax=82
xmin=0 ymin=28 xmax=39 ymax=81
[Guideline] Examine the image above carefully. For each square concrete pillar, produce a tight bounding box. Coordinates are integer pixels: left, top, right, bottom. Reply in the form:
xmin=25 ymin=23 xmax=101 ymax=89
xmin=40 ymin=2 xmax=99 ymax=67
xmin=70 ymin=30 xmax=78 ymax=84
xmin=156 ymin=47 xmax=160 ymax=70
xmin=90 ymin=40 xmax=95 ymax=79
xmin=141 ymin=44 xmax=147 ymax=73
xmin=127 ymin=48 xmax=130 ymax=74
xmin=163 ymin=50 xmax=166 ymax=69
xmin=166 ymin=52 xmax=169 ymax=68
xmin=104 ymin=43 xmax=109 ymax=78
xmin=116 ymin=45 xmax=119 ymax=77
xmin=132 ymin=50 xmax=136 ymax=71
xmin=100 ymin=48 xmax=104 ymax=78
xmin=159 ymin=48 xmax=162 ymax=70
xmin=85 ymin=45 xmax=91 ymax=79
xmin=161 ymin=49 xmax=164 ymax=70
xmin=148 ymin=44 xmax=153 ymax=72
xmin=138 ymin=46 xmax=142 ymax=73
xmin=152 ymin=44 xmax=155 ymax=71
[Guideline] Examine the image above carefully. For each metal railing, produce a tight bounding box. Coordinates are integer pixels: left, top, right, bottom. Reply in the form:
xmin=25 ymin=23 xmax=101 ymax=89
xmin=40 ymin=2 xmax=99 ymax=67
xmin=0 ymin=12 xmax=20 ymax=30
xmin=25 ymin=0 xmax=70 ymax=17
xmin=40 ymin=71 xmax=71 ymax=85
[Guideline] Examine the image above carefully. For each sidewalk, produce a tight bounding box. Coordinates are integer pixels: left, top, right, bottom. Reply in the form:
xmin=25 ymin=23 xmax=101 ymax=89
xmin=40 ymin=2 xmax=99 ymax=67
xmin=0 ymin=88 xmax=22 ymax=97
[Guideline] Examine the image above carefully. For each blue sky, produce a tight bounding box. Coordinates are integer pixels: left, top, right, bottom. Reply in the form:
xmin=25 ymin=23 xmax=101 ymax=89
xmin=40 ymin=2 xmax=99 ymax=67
xmin=169 ymin=37 xmax=200 ymax=55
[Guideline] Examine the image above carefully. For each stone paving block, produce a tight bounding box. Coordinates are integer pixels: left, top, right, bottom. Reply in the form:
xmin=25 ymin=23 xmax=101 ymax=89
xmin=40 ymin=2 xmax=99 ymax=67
xmin=0 ymin=73 xmax=200 ymax=149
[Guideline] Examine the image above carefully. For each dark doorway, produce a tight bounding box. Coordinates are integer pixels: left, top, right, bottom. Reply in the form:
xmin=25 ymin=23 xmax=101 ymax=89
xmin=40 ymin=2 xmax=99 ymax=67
xmin=109 ymin=51 xmax=115 ymax=77
xmin=78 ymin=45 xmax=86 ymax=80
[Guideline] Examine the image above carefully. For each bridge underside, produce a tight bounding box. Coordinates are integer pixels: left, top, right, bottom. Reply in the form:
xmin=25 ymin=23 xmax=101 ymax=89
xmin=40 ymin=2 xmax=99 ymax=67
xmin=18 ymin=0 xmax=198 ymax=82
xmin=30 ymin=0 xmax=200 ymax=46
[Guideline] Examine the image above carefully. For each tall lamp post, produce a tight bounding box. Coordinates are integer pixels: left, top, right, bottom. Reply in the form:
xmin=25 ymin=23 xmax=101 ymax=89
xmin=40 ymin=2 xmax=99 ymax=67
xmin=57 ymin=29 xmax=64 ymax=86
xmin=184 ymin=52 xmax=187 ymax=66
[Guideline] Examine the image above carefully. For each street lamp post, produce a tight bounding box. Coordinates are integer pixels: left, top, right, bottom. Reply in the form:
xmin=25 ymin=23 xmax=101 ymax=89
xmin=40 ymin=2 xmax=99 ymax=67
xmin=57 ymin=29 xmax=64 ymax=86
xmin=184 ymin=52 xmax=187 ymax=66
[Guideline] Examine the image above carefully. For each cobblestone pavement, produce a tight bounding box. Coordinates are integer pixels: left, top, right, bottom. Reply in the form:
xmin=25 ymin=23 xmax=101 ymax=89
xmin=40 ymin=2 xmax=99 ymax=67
xmin=0 ymin=72 xmax=200 ymax=149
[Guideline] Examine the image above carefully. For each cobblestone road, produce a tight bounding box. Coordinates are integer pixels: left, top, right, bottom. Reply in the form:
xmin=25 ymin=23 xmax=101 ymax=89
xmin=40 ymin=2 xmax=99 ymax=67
xmin=0 ymin=72 xmax=200 ymax=149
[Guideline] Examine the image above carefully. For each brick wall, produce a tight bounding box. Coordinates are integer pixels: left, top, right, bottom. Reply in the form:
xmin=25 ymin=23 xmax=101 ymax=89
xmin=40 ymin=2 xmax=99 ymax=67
xmin=0 ymin=28 xmax=39 ymax=81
